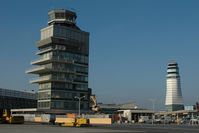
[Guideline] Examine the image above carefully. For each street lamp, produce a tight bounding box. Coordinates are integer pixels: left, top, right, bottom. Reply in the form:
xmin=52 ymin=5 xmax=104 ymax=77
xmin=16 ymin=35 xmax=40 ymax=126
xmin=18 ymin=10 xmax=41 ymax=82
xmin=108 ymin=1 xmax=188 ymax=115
xmin=74 ymin=96 xmax=85 ymax=117
xmin=149 ymin=99 xmax=156 ymax=124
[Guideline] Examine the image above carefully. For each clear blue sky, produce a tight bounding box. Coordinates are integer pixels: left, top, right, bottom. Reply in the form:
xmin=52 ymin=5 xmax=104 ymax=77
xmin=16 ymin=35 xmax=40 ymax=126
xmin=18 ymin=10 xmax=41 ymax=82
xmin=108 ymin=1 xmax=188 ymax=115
xmin=0 ymin=0 xmax=199 ymax=111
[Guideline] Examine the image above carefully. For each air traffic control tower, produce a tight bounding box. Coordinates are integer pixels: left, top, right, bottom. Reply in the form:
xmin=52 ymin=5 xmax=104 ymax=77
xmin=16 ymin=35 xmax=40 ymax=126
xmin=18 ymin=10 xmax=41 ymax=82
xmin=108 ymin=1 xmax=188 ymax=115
xmin=26 ymin=9 xmax=90 ymax=112
xmin=165 ymin=62 xmax=184 ymax=111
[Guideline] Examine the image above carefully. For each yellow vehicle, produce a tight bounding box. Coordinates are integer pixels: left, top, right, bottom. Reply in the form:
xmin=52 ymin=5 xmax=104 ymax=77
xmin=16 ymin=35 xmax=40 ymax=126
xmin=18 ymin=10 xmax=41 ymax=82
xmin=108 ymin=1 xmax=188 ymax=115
xmin=60 ymin=118 xmax=90 ymax=127
xmin=60 ymin=118 xmax=76 ymax=127
xmin=0 ymin=110 xmax=6 ymax=124
xmin=76 ymin=118 xmax=90 ymax=127
xmin=0 ymin=109 xmax=24 ymax=124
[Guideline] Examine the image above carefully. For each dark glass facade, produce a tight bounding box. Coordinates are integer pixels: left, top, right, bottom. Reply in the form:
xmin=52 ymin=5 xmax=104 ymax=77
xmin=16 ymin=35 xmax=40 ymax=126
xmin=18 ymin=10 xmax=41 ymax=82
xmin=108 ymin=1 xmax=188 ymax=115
xmin=0 ymin=88 xmax=37 ymax=109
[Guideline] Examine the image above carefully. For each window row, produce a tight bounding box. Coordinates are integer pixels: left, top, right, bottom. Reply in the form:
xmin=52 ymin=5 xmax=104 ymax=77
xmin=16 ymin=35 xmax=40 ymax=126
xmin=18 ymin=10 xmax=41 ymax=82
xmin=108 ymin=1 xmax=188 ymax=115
xmin=39 ymin=73 xmax=88 ymax=83
xmin=51 ymin=91 xmax=88 ymax=100
xmin=38 ymin=91 xmax=88 ymax=100
xmin=51 ymin=101 xmax=88 ymax=110
xmin=53 ymin=51 xmax=88 ymax=64
xmin=41 ymin=63 xmax=88 ymax=73
xmin=74 ymin=75 xmax=88 ymax=82
xmin=54 ymin=26 xmax=89 ymax=43
xmin=38 ymin=91 xmax=51 ymax=100
xmin=52 ymin=73 xmax=74 ymax=80
xmin=39 ymin=83 xmax=51 ymax=90
xmin=38 ymin=101 xmax=50 ymax=109
xmin=52 ymin=82 xmax=73 ymax=89
xmin=167 ymin=72 xmax=178 ymax=74
xmin=39 ymin=82 xmax=88 ymax=91
xmin=40 ymin=52 xmax=52 ymax=59
xmin=40 ymin=51 xmax=88 ymax=64
xmin=75 ymin=84 xmax=88 ymax=91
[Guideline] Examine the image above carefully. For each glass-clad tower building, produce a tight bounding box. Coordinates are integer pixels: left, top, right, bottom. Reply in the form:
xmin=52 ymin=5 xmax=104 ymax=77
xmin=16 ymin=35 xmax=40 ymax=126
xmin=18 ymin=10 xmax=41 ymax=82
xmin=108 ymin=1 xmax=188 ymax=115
xmin=165 ymin=62 xmax=184 ymax=111
xmin=26 ymin=9 xmax=90 ymax=111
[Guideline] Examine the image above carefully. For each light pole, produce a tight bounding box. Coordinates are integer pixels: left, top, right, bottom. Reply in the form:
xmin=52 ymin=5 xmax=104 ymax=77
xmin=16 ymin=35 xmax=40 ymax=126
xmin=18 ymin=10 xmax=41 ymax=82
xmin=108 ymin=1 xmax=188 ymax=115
xmin=149 ymin=99 xmax=156 ymax=124
xmin=75 ymin=96 xmax=85 ymax=117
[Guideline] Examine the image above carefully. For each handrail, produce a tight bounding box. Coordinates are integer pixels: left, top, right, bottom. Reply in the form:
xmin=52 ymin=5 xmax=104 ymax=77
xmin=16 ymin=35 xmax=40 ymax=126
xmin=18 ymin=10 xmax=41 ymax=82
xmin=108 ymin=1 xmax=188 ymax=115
xmin=36 ymin=47 xmax=53 ymax=55
xmin=31 ymin=57 xmax=74 ymax=64
xmin=26 ymin=66 xmax=75 ymax=73
xmin=30 ymin=76 xmax=73 ymax=83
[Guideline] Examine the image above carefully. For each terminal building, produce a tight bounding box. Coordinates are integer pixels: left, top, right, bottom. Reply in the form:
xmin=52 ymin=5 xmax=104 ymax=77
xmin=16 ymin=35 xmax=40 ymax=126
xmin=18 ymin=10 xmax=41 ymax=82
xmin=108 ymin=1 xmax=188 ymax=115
xmin=26 ymin=9 xmax=90 ymax=112
xmin=165 ymin=62 xmax=184 ymax=111
xmin=0 ymin=88 xmax=37 ymax=109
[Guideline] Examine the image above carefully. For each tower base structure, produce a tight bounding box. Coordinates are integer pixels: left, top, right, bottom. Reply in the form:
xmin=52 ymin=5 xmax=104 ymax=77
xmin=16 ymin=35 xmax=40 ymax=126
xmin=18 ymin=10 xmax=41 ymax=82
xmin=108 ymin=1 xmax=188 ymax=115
xmin=165 ymin=104 xmax=184 ymax=112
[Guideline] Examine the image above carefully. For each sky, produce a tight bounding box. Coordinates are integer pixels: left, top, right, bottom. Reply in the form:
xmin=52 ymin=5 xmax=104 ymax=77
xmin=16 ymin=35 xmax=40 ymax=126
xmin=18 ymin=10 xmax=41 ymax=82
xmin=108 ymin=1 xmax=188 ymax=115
xmin=0 ymin=0 xmax=199 ymax=111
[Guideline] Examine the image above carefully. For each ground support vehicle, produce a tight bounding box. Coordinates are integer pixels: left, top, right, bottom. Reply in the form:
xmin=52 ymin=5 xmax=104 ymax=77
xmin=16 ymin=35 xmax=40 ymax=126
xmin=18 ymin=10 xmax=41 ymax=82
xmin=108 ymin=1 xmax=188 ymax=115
xmin=41 ymin=114 xmax=56 ymax=125
xmin=0 ymin=109 xmax=24 ymax=124
xmin=60 ymin=118 xmax=90 ymax=127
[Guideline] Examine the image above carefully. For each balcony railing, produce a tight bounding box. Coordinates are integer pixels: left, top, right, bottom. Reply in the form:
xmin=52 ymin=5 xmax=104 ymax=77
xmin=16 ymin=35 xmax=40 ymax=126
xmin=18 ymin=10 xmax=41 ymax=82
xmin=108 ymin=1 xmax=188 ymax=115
xmin=31 ymin=58 xmax=51 ymax=65
xmin=26 ymin=66 xmax=46 ymax=73
xmin=30 ymin=76 xmax=73 ymax=83
xmin=30 ymin=76 xmax=51 ymax=83
xmin=31 ymin=57 xmax=74 ymax=65
xmin=36 ymin=47 xmax=53 ymax=55
xmin=36 ymin=46 xmax=66 ymax=55
xmin=74 ymin=72 xmax=88 ymax=76
xmin=26 ymin=66 xmax=75 ymax=74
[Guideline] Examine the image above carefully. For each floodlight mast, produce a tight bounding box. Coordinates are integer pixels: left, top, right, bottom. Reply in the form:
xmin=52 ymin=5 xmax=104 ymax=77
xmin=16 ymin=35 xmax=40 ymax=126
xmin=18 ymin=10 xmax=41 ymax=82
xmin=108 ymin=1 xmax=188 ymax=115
xmin=74 ymin=96 xmax=86 ymax=117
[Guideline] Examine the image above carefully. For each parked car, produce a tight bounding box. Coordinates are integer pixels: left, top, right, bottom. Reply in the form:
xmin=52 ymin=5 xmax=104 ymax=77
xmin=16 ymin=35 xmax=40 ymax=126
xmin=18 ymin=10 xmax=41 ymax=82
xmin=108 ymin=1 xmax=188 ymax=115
xmin=180 ymin=117 xmax=191 ymax=124
xmin=138 ymin=116 xmax=152 ymax=124
xmin=154 ymin=116 xmax=172 ymax=124
xmin=189 ymin=117 xmax=199 ymax=125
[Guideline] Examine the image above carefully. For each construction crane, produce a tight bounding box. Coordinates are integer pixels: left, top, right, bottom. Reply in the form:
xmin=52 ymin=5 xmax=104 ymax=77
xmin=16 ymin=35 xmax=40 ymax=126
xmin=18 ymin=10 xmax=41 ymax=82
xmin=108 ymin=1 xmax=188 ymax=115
xmin=90 ymin=94 xmax=101 ymax=113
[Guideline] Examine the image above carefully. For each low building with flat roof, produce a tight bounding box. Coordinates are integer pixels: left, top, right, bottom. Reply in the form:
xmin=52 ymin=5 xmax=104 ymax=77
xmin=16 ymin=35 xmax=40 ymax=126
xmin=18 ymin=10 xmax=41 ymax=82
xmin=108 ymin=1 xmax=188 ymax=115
xmin=0 ymin=88 xmax=37 ymax=109
xmin=98 ymin=102 xmax=137 ymax=114
xmin=117 ymin=109 xmax=154 ymax=123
